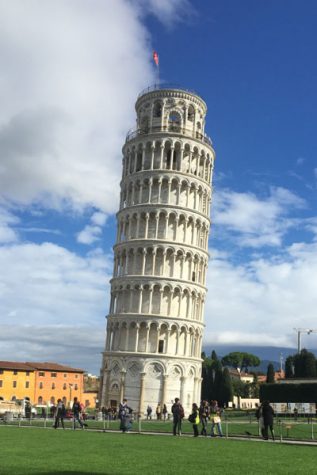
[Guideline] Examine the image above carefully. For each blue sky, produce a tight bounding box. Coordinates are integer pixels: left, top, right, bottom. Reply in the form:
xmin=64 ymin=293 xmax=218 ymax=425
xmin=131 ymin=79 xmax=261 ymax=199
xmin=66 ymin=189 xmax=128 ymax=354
xmin=1 ymin=0 xmax=317 ymax=373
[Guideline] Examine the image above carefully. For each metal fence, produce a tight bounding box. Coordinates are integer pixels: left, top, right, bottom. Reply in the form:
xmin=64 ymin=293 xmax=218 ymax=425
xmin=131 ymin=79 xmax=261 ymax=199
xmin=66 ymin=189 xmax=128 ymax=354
xmin=1 ymin=414 xmax=316 ymax=441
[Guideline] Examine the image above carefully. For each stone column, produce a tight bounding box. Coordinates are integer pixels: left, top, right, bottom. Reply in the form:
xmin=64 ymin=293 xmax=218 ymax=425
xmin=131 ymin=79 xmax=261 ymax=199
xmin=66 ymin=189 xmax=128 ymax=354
xmin=141 ymin=146 xmax=145 ymax=170
xmin=144 ymin=213 xmax=149 ymax=238
xmin=180 ymin=376 xmax=186 ymax=404
xmin=134 ymin=324 xmax=140 ymax=352
xmin=158 ymin=179 xmax=162 ymax=203
xmin=101 ymin=368 xmax=111 ymax=408
xmin=159 ymin=144 xmax=164 ymax=169
xmin=141 ymin=249 xmax=146 ymax=275
xmin=150 ymin=145 xmax=155 ymax=169
xmin=138 ymin=286 xmax=143 ymax=313
xmin=164 ymin=214 xmax=169 ymax=239
xmin=139 ymin=372 xmax=146 ymax=416
xmin=148 ymin=178 xmax=153 ymax=203
xmin=161 ymin=374 xmax=169 ymax=406
xmin=145 ymin=325 xmax=150 ymax=352
xmin=119 ymin=371 xmax=126 ymax=402
xmin=148 ymin=287 xmax=153 ymax=314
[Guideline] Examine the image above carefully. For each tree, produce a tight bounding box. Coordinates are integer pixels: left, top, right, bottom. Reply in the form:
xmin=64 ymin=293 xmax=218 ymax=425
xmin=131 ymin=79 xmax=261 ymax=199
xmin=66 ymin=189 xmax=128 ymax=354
xmin=219 ymin=367 xmax=233 ymax=406
xmin=266 ymin=363 xmax=275 ymax=383
xmin=212 ymin=360 xmax=223 ymax=401
xmin=294 ymin=349 xmax=316 ymax=378
xmin=232 ymin=379 xmax=248 ymax=398
xmin=222 ymin=352 xmax=260 ymax=372
xmin=285 ymin=355 xmax=294 ymax=378
xmin=211 ymin=350 xmax=218 ymax=361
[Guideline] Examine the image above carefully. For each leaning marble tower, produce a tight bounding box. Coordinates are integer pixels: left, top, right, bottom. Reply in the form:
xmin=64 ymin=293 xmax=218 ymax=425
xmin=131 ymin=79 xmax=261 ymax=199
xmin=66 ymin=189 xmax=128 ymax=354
xmin=100 ymin=85 xmax=215 ymax=415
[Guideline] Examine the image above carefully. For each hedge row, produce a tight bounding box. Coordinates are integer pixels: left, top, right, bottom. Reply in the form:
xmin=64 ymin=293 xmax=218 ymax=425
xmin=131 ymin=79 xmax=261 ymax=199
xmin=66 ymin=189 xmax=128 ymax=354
xmin=260 ymin=383 xmax=317 ymax=402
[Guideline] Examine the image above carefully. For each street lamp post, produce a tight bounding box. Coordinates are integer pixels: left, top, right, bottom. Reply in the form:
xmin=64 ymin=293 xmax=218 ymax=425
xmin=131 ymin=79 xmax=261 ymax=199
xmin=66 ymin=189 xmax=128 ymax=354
xmin=69 ymin=384 xmax=73 ymax=408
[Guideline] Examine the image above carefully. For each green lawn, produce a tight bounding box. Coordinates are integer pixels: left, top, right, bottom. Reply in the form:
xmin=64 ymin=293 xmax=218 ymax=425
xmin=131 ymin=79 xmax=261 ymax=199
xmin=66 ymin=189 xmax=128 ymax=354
xmin=9 ymin=417 xmax=317 ymax=441
xmin=0 ymin=426 xmax=316 ymax=475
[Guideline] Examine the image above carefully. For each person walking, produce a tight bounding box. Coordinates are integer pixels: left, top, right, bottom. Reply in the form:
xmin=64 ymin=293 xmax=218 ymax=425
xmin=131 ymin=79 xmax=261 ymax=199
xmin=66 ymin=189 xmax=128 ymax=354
xmin=199 ymin=400 xmax=209 ymax=436
xmin=156 ymin=403 xmax=162 ymax=420
xmin=189 ymin=403 xmax=200 ymax=437
xmin=171 ymin=398 xmax=184 ymax=436
xmin=146 ymin=405 xmax=152 ymax=420
xmin=162 ymin=404 xmax=168 ymax=421
xmin=72 ymin=397 xmax=88 ymax=430
xmin=261 ymin=400 xmax=275 ymax=440
xmin=119 ymin=398 xmax=133 ymax=433
xmin=210 ymin=401 xmax=223 ymax=437
xmin=53 ymin=399 xmax=66 ymax=429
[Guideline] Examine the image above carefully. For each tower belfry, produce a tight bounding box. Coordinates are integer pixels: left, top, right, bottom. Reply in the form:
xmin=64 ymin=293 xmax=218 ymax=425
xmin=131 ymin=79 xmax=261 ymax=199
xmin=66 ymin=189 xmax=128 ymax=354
xmin=100 ymin=85 xmax=215 ymax=414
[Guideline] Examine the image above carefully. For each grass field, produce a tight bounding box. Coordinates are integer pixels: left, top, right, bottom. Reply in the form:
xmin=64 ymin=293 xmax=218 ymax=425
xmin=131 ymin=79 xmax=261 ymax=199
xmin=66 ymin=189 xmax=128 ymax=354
xmin=6 ymin=416 xmax=317 ymax=441
xmin=0 ymin=426 xmax=316 ymax=475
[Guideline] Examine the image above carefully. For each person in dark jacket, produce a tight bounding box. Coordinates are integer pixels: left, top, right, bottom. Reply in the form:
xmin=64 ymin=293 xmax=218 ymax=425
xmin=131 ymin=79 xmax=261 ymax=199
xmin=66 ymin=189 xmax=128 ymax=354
xmin=72 ymin=397 xmax=88 ymax=430
xmin=261 ymin=400 xmax=275 ymax=440
xmin=171 ymin=398 xmax=184 ymax=436
xmin=189 ymin=403 xmax=200 ymax=437
xmin=53 ymin=399 xmax=66 ymax=429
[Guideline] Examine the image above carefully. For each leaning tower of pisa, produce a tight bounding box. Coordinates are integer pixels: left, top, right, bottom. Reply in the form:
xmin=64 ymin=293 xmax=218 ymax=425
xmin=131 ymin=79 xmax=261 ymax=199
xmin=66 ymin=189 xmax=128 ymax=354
xmin=100 ymin=85 xmax=215 ymax=415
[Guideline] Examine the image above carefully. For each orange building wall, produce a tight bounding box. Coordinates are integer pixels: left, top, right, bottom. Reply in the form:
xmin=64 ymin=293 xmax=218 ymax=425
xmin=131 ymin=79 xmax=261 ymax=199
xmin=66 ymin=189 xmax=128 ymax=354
xmin=0 ymin=369 xmax=35 ymax=402
xmin=34 ymin=371 xmax=84 ymax=407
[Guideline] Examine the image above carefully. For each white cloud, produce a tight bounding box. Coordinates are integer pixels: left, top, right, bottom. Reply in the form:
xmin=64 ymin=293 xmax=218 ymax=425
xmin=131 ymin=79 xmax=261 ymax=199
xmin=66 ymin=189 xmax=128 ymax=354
xmin=0 ymin=0 xmax=155 ymax=213
xmin=77 ymin=225 xmax=102 ymax=245
xmin=0 ymin=242 xmax=112 ymax=327
xmin=213 ymin=187 xmax=306 ymax=247
xmin=204 ymin=240 xmax=317 ymax=349
xmin=0 ymin=207 xmax=19 ymax=243
xmin=76 ymin=211 xmax=108 ymax=244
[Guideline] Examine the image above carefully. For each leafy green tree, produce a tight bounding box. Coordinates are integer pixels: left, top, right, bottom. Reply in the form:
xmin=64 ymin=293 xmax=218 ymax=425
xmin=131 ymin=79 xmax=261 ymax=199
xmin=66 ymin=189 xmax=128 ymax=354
xmin=232 ymin=379 xmax=248 ymax=398
xmin=219 ymin=367 xmax=233 ymax=405
xmin=302 ymin=349 xmax=317 ymax=377
xmin=266 ymin=363 xmax=275 ymax=383
xmin=222 ymin=352 xmax=260 ymax=372
xmin=211 ymin=350 xmax=218 ymax=361
xmin=212 ymin=359 xmax=223 ymax=401
xmin=285 ymin=355 xmax=294 ymax=378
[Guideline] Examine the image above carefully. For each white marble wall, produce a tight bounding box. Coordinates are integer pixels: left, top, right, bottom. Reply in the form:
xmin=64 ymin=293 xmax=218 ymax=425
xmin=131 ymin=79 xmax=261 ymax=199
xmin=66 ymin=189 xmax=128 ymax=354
xmin=100 ymin=88 xmax=215 ymax=415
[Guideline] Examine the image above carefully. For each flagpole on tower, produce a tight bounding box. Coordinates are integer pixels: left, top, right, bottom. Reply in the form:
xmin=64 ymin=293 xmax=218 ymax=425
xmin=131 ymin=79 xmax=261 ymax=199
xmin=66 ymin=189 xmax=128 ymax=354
xmin=153 ymin=50 xmax=159 ymax=86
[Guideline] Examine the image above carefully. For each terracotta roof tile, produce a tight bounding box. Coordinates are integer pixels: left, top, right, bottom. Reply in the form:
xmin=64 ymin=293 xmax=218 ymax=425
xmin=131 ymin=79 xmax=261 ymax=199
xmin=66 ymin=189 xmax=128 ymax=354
xmin=0 ymin=361 xmax=84 ymax=373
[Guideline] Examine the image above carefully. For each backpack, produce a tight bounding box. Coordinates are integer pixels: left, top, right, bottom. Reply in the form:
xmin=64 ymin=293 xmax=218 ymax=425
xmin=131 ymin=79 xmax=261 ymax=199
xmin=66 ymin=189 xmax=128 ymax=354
xmin=179 ymin=405 xmax=184 ymax=419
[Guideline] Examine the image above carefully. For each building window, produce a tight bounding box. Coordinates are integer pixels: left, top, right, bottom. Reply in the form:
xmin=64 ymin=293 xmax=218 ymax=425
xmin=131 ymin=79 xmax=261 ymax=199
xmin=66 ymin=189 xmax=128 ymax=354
xmin=13 ymin=370 xmax=18 ymax=375
xmin=64 ymin=374 xmax=67 ymax=378
xmin=50 ymin=397 xmax=55 ymax=404
xmin=39 ymin=372 xmax=45 ymax=377
xmin=158 ymin=340 xmax=164 ymax=353
xmin=52 ymin=383 xmax=55 ymax=389
xmin=62 ymin=397 xmax=67 ymax=404
xmin=74 ymin=384 xmax=78 ymax=390
xmin=0 ymin=370 xmax=3 ymax=375
xmin=25 ymin=381 xmax=30 ymax=389
xmin=75 ymin=374 xmax=78 ymax=379
xmin=13 ymin=381 xmax=17 ymax=388
xmin=26 ymin=371 xmax=30 ymax=376
xmin=51 ymin=373 xmax=57 ymax=378
xmin=39 ymin=382 xmax=43 ymax=389
xmin=0 ymin=380 xmax=3 ymax=388
xmin=63 ymin=383 xmax=67 ymax=390
xmin=38 ymin=396 xmax=43 ymax=404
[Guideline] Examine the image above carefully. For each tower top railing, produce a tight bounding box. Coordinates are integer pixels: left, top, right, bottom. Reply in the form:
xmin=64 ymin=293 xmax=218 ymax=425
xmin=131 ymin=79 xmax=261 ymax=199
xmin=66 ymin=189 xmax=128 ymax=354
xmin=125 ymin=125 xmax=212 ymax=146
xmin=137 ymin=83 xmax=200 ymax=99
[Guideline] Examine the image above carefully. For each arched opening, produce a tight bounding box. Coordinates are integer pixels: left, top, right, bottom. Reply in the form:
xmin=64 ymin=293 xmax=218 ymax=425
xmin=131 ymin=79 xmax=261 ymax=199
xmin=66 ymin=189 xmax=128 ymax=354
xmin=168 ymin=111 xmax=181 ymax=133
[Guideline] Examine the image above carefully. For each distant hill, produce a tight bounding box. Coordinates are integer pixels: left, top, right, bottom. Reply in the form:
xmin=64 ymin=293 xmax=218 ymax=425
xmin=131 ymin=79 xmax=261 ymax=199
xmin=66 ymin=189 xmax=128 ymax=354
xmin=202 ymin=345 xmax=317 ymax=373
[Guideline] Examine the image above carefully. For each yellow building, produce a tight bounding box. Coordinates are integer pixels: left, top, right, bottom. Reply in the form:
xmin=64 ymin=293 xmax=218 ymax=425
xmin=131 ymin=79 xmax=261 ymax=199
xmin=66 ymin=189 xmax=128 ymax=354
xmin=0 ymin=361 xmax=85 ymax=407
xmin=0 ymin=361 xmax=35 ymax=402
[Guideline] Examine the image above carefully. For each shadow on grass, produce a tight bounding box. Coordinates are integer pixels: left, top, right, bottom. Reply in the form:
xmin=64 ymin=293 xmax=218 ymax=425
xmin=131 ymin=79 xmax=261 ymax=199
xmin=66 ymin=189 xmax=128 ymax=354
xmin=36 ymin=472 xmax=114 ymax=475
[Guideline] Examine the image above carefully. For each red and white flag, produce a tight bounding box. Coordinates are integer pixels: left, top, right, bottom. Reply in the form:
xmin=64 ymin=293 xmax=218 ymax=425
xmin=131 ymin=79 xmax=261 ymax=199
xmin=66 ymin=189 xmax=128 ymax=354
xmin=153 ymin=50 xmax=159 ymax=66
